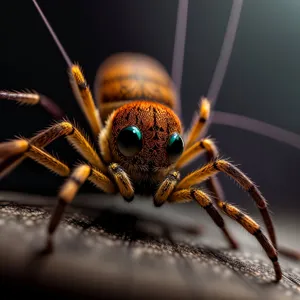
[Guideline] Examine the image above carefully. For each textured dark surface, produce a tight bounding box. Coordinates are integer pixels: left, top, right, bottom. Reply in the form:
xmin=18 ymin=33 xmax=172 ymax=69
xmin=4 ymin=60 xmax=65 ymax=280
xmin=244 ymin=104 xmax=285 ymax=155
xmin=0 ymin=192 xmax=300 ymax=300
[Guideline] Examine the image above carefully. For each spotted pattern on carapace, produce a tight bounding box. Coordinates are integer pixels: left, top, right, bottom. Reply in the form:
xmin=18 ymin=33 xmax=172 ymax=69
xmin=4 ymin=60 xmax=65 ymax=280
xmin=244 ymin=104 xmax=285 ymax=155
xmin=109 ymin=101 xmax=182 ymax=178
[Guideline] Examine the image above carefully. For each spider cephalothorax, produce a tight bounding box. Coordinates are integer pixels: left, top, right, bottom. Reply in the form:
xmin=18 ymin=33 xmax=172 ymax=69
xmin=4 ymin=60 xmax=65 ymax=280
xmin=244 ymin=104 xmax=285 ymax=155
xmin=100 ymin=101 xmax=183 ymax=185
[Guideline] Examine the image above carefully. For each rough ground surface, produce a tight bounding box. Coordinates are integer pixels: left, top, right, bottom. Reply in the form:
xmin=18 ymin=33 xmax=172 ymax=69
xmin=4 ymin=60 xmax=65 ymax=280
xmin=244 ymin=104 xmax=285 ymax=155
xmin=0 ymin=192 xmax=300 ymax=300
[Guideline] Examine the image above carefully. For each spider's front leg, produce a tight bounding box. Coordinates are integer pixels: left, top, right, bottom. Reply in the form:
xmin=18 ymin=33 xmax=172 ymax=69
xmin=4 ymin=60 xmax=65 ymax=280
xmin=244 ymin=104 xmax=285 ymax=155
xmin=181 ymin=99 xmax=300 ymax=260
xmin=176 ymin=158 xmax=277 ymax=250
xmin=154 ymin=170 xmax=237 ymax=247
xmin=0 ymin=121 xmax=106 ymax=179
xmin=178 ymin=98 xmax=231 ymax=231
xmin=167 ymin=188 xmax=282 ymax=282
xmin=46 ymin=162 xmax=134 ymax=250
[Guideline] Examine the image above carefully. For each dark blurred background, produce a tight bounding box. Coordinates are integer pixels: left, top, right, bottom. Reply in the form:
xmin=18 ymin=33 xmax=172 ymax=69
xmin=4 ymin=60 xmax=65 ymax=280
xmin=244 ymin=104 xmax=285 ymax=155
xmin=0 ymin=0 xmax=300 ymax=214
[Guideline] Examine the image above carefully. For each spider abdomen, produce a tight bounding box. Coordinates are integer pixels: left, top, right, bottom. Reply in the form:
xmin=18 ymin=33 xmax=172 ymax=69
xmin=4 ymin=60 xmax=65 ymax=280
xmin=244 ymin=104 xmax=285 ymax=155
xmin=94 ymin=53 xmax=178 ymax=121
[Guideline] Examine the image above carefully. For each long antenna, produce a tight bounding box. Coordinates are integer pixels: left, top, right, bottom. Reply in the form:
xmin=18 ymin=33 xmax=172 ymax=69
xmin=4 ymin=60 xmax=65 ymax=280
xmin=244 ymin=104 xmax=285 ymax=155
xmin=208 ymin=0 xmax=244 ymax=109
xmin=213 ymin=111 xmax=300 ymax=151
xmin=171 ymin=0 xmax=189 ymax=118
xmin=31 ymin=0 xmax=300 ymax=151
xmin=194 ymin=0 xmax=244 ymax=139
xmin=32 ymin=0 xmax=73 ymax=68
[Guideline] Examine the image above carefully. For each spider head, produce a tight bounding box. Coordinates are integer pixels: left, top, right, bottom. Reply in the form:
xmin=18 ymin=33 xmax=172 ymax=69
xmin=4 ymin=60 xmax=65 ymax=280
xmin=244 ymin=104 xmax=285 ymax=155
xmin=100 ymin=101 xmax=184 ymax=182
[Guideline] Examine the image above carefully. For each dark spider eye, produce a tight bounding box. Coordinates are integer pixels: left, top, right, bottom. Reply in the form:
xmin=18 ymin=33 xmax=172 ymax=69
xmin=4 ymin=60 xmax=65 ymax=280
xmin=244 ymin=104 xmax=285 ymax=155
xmin=167 ymin=132 xmax=184 ymax=162
xmin=117 ymin=126 xmax=143 ymax=156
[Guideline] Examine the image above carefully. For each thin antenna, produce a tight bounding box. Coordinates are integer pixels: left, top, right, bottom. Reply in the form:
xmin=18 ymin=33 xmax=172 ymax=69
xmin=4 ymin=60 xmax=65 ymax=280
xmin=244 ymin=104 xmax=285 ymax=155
xmin=171 ymin=0 xmax=189 ymax=119
xmin=32 ymin=0 xmax=73 ymax=68
xmin=194 ymin=0 xmax=244 ymax=139
xmin=208 ymin=0 xmax=244 ymax=108
xmin=213 ymin=111 xmax=300 ymax=151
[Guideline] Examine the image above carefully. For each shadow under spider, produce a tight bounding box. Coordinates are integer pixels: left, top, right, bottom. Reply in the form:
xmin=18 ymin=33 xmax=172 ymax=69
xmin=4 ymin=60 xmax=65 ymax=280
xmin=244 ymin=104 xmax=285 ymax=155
xmin=73 ymin=208 xmax=300 ymax=286
xmin=23 ymin=205 xmax=299 ymax=287
xmin=73 ymin=206 xmax=202 ymax=243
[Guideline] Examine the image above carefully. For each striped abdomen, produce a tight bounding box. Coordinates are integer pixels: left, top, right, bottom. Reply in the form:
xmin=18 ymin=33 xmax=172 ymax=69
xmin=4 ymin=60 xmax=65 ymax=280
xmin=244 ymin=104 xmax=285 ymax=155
xmin=94 ymin=52 xmax=178 ymax=121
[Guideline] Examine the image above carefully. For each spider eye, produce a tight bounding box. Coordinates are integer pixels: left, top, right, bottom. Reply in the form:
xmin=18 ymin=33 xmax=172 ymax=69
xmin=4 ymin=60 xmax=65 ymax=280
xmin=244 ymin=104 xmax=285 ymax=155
xmin=117 ymin=126 xmax=143 ymax=156
xmin=167 ymin=132 xmax=184 ymax=162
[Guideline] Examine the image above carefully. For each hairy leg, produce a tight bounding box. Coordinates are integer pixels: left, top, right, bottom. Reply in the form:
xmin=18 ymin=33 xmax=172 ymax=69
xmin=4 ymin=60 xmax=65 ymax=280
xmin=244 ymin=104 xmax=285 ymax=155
xmin=47 ymin=163 xmax=116 ymax=250
xmin=168 ymin=188 xmax=281 ymax=282
xmin=184 ymin=98 xmax=210 ymax=149
xmin=0 ymin=121 xmax=106 ymax=179
xmin=176 ymin=138 xmax=239 ymax=247
xmin=69 ymin=65 xmax=102 ymax=138
xmin=176 ymin=159 xmax=277 ymax=249
xmin=153 ymin=170 xmax=236 ymax=247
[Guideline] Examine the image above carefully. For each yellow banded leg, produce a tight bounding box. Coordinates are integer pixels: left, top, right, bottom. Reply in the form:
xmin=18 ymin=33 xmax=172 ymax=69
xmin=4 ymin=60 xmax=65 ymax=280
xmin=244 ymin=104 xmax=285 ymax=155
xmin=175 ymin=137 xmax=222 ymax=208
xmin=175 ymin=138 xmax=226 ymax=210
xmin=26 ymin=145 xmax=70 ymax=176
xmin=176 ymin=159 xmax=277 ymax=249
xmin=153 ymin=171 xmax=180 ymax=207
xmin=108 ymin=163 xmax=134 ymax=202
xmin=70 ymin=65 xmax=102 ymax=138
xmin=0 ymin=140 xmax=29 ymax=159
xmin=0 ymin=121 xmax=106 ymax=179
xmin=47 ymin=164 xmax=116 ymax=250
xmin=217 ymin=201 xmax=282 ymax=282
xmin=184 ymin=97 xmax=210 ymax=149
xmin=177 ymin=141 xmax=300 ymax=260
xmin=0 ymin=140 xmax=69 ymax=177
xmin=175 ymin=138 xmax=238 ymax=248
xmin=176 ymin=138 xmax=217 ymax=169
xmin=175 ymin=138 xmax=224 ymax=210
xmin=169 ymin=189 xmax=237 ymax=249
xmin=32 ymin=121 xmax=104 ymax=170
xmin=169 ymin=189 xmax=281 ymax=282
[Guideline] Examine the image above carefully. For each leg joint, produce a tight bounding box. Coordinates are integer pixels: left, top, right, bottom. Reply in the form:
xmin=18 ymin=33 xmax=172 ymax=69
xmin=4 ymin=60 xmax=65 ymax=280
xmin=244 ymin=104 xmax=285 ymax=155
xmin=199 ymin=116 xmax=206 ymax=123
xmin=213 ymin=160 xmax=220 ymax=170
xmin=167 ymin=171 xmax=180 ymax=181
xmin=253 ymin=228 xmax=262 ymax=237
xmin=69 ymin=175 xmax=84 ymax=186
xmin=78 ymin=81 xmax=88 ymax=91
xmin=69 ymin=125 xmax=75 ymax=136
xmin=203 ymin=202 xmax=213 ymax=210
xmin=270 ymin=256 xmax=278 ymax=262
xmin=247 ymin=184 xmax=255 ymax=193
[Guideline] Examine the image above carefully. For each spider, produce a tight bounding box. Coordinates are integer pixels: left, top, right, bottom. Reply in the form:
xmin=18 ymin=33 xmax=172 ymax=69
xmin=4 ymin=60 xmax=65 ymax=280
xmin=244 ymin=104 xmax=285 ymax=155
xmin=0 ymin=0 xmax=294 ymax=283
